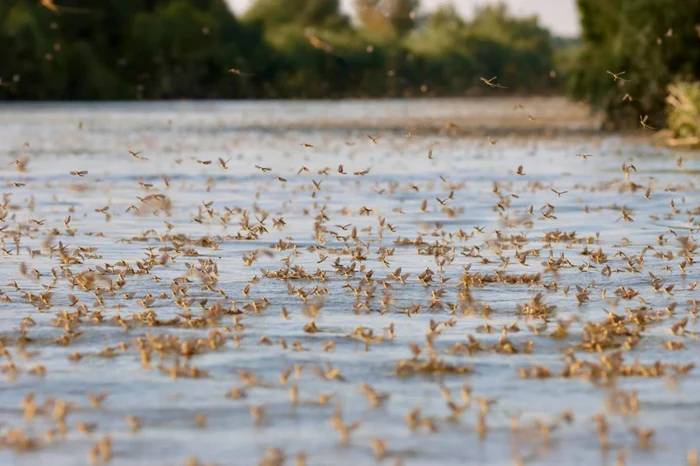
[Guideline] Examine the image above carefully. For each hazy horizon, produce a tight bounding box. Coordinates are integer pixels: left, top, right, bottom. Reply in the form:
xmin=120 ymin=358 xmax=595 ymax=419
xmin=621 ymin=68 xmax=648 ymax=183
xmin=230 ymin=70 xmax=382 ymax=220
xmin=226 ymin=0 xmax=580 ymax=37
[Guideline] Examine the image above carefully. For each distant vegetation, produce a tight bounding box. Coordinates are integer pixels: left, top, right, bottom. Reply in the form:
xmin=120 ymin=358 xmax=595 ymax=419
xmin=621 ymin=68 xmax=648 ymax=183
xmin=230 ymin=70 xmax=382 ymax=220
xmin=567 ymin=0 xmax=700 ymax=129
xmin=5 ymin=0 xmax=694 ymax=130
xmin=0 ymin=0 xmax=565 ymax=100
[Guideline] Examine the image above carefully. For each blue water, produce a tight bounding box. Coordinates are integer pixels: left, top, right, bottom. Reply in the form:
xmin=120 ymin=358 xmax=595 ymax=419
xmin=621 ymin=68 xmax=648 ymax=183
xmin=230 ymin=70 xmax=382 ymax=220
xmin=0 ymin=100 xmax=698 ymax=465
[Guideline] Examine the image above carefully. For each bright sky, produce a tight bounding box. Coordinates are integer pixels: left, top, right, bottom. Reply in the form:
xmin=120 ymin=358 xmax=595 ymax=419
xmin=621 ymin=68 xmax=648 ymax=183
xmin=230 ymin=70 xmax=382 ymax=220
xmin=226 ymin=0 xmax=580 ymax=37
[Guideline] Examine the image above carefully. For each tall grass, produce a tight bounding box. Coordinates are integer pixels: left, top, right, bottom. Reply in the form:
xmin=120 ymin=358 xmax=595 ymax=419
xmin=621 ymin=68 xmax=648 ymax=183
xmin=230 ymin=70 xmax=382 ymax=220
xmin=656 ymin=82 xmax=700 ymax=148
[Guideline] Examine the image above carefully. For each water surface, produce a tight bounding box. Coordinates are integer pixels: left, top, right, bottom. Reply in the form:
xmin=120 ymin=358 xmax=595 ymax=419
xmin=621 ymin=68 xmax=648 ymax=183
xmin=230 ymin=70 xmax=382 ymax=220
xmin=0 ymin=100 xmax=698 ymax=466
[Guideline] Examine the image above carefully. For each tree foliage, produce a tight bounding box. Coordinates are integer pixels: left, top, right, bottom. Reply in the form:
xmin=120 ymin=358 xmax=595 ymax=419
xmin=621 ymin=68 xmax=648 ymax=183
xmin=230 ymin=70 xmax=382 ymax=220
xmin=567 ymin=0 xmax=700 ymax=129
xmin=0 ymin=0 xmax=560 ymax=100
xmin=244 ymin=0 xmax=348 ymax=29
xmin=355 ymin=0 xmax=419 ymax=40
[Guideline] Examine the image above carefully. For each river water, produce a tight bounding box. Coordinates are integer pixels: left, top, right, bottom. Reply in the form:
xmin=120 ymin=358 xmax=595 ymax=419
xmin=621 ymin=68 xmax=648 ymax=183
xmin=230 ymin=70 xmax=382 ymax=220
xmin=0 ymin=99 xmax=698 ymax=465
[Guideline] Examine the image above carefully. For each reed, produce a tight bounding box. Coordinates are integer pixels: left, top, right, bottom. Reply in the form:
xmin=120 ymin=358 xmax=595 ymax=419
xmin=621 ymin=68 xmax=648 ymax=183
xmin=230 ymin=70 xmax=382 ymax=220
xmin=655 ymin=82 xmax=700 ymax=149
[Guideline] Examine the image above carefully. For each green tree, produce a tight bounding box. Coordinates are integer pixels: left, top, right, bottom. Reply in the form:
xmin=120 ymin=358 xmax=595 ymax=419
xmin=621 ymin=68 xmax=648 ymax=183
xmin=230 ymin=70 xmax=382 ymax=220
xmin=568 ymin=0 xmax=700 ymax=129
xmin=355 ymin=0 xmax=419 ymax=40
xmin=404 ymin=3 xmax=554 ymax=95
xmin=0 ymin=0 xmax=560 ymax=100
xmin=0 ymin=0 xmax=268 ymax=99
xmin=244 ymin=0 xmax=348 ymax=29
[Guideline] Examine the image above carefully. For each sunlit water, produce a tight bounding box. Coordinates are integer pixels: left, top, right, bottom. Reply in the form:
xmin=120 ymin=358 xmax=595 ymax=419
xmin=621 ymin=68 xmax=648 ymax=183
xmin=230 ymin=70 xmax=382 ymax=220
xmin=0 ymin=100 xmax=698 ymax=466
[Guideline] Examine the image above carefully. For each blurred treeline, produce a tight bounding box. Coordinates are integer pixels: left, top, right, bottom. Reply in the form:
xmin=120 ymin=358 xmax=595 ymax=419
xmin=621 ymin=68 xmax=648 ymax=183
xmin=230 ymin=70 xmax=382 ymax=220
xmin=0 ymin=0 xmax=567 ymax=100
xmin=568 ymin=0 xmax=700 ymax=129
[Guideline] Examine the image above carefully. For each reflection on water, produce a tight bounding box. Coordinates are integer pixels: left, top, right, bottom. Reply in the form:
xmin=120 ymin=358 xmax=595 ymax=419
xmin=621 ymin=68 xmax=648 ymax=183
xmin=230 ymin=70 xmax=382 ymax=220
xmin=0 ymin=100 xmax=698 ymax=466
